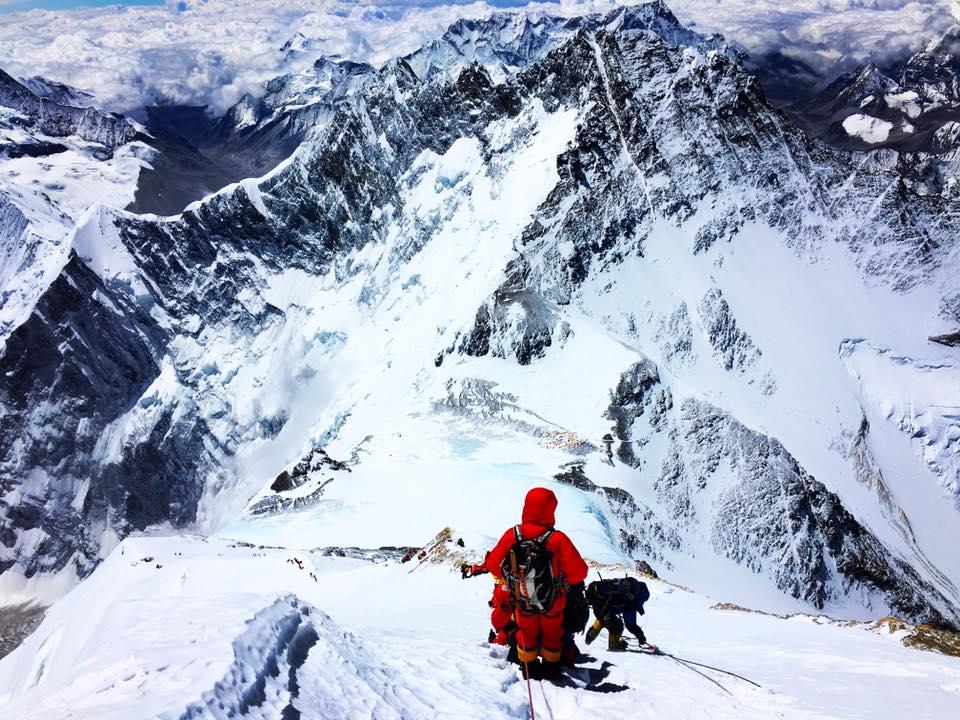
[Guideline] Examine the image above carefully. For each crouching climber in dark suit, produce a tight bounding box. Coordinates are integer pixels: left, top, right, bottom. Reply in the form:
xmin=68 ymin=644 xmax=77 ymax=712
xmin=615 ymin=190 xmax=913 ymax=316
xmin=584 ymin=577 xmax=650 ymax=650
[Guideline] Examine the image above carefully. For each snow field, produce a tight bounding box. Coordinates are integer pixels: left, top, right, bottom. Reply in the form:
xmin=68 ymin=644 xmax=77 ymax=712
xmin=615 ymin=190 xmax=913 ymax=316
xmin=0 ymin=532 xmax=957 ymax=719
xmin=185 ymin=99 xmax=580 ymax=531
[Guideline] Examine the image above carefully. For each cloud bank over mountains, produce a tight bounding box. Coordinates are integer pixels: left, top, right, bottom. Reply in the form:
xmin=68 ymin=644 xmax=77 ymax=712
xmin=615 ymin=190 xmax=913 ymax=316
xmin=678 ymin=0 xmax=955 ymax=71
xmin=0 ymin=0 xmax=954 ymax=115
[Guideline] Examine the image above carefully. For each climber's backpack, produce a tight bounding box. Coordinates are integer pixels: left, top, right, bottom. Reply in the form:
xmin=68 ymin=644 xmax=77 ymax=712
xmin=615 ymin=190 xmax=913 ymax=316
xmin=586 ymin=577 xmax=650 ymax=615
xmin=501 ymin=526 xmax=558 ymax=614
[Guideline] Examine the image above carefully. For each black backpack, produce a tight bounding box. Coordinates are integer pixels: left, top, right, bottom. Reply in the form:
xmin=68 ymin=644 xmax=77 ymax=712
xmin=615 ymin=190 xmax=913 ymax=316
xmin=563 ymin=582 xmax=589 ymax=633
xmin=586 ymin=577 xmax=649 ymax=615
xmin=501 ymin=526 xmax=558 ymax=614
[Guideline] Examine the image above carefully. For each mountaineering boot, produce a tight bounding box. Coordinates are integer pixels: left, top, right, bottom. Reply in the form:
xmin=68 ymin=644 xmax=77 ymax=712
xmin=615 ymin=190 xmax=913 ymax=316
xmin=608 ymin=633 xmax=628 ymax=651
xmin=585 ymin=618 xmax=602 ymax=645
xmin=540 ymin=660 xmax=562 ymax=681
xmin=522 ymin=659 xmax=543 ymax=680
xmin=562 ymin=641 xmax=581 ymax=666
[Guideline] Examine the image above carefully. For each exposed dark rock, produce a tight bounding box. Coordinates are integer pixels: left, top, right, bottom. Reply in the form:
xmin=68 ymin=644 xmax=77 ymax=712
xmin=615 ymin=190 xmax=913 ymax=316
xmin=553 ymin=462 xmax=680 ymax=565
xmin=635 ymin=560 xmax=658 ymax=578
xmin=697 ymin=288 xmax=760 ymax=372
xmin=458 ymin=287 xmax=561 ymax=365
xmin=0 ymin=67 xmax=136 ymax=148
xmin=605 ymin=359 xmax=668 ymax=466
xmin=312 ymin=546 xmax=418 ymax=564
xmin=271 ymin=471 xmax=295 ymax=493
xmin=252 ymin=449 xmax=351 ymax=515
xmin=605 ymin=357 xmax=960 ymax=629
xmin=0 ymin=603 xmax=45 ymax=660
xmin=1 ymin=139 xmax=68 ymax=158
xmin=930 ymin=331 xmax=960 ymax=347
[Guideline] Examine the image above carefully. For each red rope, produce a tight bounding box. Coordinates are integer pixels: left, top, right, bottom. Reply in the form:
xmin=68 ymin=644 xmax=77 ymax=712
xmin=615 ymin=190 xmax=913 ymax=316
xmin=518 ymin=629 xmax=536 ymax=720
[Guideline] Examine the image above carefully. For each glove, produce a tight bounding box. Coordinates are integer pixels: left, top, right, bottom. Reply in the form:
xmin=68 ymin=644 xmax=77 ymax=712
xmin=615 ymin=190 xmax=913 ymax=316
xmin=461 ymin=562 xmax=486 ymax=579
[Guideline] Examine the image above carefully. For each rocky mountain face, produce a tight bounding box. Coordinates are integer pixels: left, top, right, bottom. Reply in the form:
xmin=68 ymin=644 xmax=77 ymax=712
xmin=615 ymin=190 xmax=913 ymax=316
xmin=130 ymin=56 xmax=375 ymax=216
xmin=604 ymin=360 xmax=958 ymax=627
xmin=0 ymin=69 xmax=147 ymax=343
xmin=131 ymin=2 xmax=730 ymax=217
xmin=17 ymin=76 xmax=97 ymax=110
xmin=2 ymin=2 xmax=959 ymax=629
xmin=0 ymin=69 xmax=135 ymax=151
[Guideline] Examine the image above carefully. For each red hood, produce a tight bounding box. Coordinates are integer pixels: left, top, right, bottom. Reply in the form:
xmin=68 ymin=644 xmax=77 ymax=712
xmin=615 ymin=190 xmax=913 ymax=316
xmin=521 ymin=487 xmax=557 ymax=527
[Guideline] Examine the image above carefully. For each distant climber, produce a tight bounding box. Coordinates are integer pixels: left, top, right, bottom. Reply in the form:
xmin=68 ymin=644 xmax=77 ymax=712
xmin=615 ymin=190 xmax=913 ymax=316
xmin=584 ymin=577 xmax=650 ymax=650
xmin=487 ymin=487 xmax=588 ymax=680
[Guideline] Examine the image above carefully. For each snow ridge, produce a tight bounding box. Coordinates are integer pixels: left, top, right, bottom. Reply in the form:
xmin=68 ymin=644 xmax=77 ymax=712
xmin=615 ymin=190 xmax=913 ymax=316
xmin=181 ymin=595 xmax=320 ymax=720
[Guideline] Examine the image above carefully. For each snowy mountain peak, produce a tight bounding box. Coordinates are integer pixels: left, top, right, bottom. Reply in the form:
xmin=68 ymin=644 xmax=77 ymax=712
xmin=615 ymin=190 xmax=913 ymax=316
xmin=3 ymin=4 xmax=960 ymax=716
xmin=2 ymin=0 xmax=960 ymax=670
xmin=17 ymin=75 xmax=97 ymax=109
xmin=0 ymin=68 xmax=136 ymax=149
xmin=922 ymin=21 xmax=960 ymax=56
xmin=404 ymin=3 xmax=732 ymax=85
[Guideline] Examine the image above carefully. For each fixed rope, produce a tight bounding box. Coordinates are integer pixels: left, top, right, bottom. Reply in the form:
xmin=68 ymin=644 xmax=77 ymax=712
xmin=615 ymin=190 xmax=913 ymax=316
xmin=664 ymin=653 xmax=761 ymax=688
xmin=518 ymin=629 xmax=536 ymax=720
xmin=666 ymin=655 xmax=732 ymax=695
xmin=637 ymin=639 xmax=761 ymax=692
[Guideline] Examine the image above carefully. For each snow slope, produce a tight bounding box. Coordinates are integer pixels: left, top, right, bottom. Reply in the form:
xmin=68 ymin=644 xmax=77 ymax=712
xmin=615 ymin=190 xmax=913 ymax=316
xmin=2 ymin=5 xmax=960 ymax=716
xmin=0 ymin=71 xmax=148 ymax=341
xmin=0 ymin=530 xmax=957 ymax=719
xmin=3 ymin=2 xmax=959 ymax=627
xmin=1 ymin=16 xmax=960 ymax=720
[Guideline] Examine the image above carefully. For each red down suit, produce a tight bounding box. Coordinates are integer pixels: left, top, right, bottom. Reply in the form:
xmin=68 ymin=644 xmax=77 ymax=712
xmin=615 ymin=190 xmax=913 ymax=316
xmin=487 ymin=487 xmax=588 ymax=663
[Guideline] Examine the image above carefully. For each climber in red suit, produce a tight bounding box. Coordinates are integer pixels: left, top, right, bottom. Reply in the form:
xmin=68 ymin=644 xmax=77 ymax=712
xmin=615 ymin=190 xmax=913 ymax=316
xmin=486 ymin=487 xmax=588 ymax=679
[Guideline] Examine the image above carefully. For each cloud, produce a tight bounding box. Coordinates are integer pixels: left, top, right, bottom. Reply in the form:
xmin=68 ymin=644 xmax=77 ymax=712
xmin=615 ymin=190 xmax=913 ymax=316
xmin=0 ymin=1 xmax=565 ymax=114
xmin=0 ymin=0 xmax=954 ymax=116
xmin=667 ymin=0 xmax=955 ymax=74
